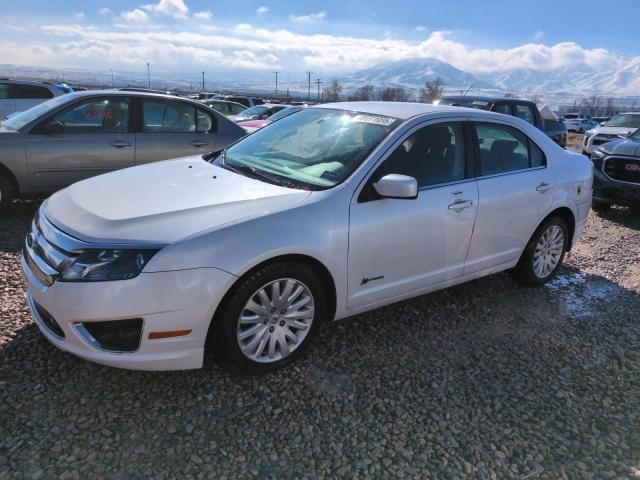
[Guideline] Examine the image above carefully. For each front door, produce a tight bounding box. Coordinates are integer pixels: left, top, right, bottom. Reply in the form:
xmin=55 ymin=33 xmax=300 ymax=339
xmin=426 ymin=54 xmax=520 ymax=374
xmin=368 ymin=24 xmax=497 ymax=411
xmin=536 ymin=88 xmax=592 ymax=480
xmin=348 ymin=121 xmax=478 ymax=309
xmin=26 ymin=96 xmax=134 ymax=190
xmin=135 ymin=99 xmax=217 ymax=165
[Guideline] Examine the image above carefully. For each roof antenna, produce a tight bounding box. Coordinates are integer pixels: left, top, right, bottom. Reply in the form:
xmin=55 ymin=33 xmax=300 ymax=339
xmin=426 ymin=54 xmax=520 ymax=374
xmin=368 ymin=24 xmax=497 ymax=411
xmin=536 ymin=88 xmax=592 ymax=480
xmin=461 ymin=84 xmax=473 ymax=98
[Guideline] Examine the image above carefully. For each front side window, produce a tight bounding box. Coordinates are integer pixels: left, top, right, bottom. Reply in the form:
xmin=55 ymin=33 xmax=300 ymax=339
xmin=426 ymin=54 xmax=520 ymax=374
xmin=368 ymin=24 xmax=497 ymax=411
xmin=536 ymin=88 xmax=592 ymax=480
xmin=13 ymin=85 xmax=53 ymax=99
xmin=54 ymin=98 xmax=130 ymax=134
xmin=377 ymin=122 xmax=466 ymax=188
xmin=475 ymin=123 xmax=544 ymax=175
xmin=223 ymin=108 xmax=399 ymax=189
xmin=142 ymin=101 xmax=196 ymax=133
xmin=493 ymin=103 xmax=511 ymax=115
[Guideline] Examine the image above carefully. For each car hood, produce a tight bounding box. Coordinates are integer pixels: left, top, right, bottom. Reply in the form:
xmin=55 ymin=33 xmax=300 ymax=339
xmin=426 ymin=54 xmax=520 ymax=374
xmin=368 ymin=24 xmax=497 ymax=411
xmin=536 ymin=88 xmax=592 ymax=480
xmin=589 ymin=126 xmax=636 ymax=137
xmin=598 ymin=138 xmax=640 ymax=157
xmin=44 ymin=157 xmax=311 ymax=245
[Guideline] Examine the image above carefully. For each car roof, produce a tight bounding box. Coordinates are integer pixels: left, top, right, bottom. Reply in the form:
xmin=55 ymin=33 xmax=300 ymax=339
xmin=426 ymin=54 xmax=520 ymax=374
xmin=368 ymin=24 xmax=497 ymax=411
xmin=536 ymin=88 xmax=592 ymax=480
xmin=63 ymin=90 xmax=198 ymax=101
xmin=441 ymin=95 xmax=534 ymax=104
xmin=0 ymin=79 xmax=62 ymax=89
xmin=315 ymin=101 xmax=479 ymax=120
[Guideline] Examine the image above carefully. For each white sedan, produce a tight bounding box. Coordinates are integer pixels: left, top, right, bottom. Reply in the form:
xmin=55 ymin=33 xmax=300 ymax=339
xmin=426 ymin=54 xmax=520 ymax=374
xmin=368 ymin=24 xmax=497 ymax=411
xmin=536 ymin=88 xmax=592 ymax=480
xmin=21 ymin=102 xmax=593 ymax=373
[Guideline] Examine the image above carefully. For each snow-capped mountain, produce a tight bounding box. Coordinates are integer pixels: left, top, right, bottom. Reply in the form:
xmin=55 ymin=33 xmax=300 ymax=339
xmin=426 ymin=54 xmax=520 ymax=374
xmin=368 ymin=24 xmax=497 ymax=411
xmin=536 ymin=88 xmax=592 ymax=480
xmin=343 ymin=58 xmax=495 ymax=91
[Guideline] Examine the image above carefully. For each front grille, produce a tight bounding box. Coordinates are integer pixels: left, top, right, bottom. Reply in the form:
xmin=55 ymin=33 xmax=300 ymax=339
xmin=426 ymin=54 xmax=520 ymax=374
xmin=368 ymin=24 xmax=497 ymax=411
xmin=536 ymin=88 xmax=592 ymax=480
xmin=604 ymin=157 xmax=640 ymax=184
xmin=25 ymin=210 xmax=77 ymax=284
xmin=33 ymin=300 xmax=65 ymax=339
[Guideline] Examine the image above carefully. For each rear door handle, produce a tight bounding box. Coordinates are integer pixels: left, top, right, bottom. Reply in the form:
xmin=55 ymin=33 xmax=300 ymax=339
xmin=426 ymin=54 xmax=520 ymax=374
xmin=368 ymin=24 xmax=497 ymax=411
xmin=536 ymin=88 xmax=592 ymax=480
xmin=448 ymin=199 xmax=473 ymax=212
xmin=536 ymin=182 xmax=553 ymax=192
xmin=190 ymin=140 xmax=208 ymax=148
xmin=111 ymin=140 xmax=131 ymax=148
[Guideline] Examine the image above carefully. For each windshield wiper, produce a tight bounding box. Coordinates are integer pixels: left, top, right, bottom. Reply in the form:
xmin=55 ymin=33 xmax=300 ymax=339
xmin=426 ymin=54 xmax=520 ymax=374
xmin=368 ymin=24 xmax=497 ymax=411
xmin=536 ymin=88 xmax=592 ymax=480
xmin=230 ymin=164 xmax=291 ymax=187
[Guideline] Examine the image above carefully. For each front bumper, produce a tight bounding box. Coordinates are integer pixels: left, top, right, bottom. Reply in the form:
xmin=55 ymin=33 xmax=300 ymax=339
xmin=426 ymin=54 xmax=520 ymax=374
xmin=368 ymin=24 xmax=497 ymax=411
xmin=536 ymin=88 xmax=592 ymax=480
xmin=593 ymin=165 xmax=640 ymax=207
xmin=21 ymin=252 xmax=236 ymax=371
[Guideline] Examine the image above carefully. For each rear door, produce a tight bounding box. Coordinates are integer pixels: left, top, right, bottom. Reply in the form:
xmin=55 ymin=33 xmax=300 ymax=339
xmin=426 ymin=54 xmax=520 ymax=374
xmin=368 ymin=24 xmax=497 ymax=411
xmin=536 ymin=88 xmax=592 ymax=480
xmin=26 ymin=96 xmax=135 ymax=190
xmin=134 ymin=98 xmax=218 ymax=165
xmin=463 ymin=121 xmax=554 ymax=274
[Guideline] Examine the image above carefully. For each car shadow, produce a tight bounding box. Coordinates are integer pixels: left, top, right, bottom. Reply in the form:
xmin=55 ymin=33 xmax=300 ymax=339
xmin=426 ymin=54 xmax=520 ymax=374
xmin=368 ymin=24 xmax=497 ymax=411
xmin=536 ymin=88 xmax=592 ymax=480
xmin=0 ymin=201 xmax=40 ymax=253
xmin=592 ymin=205 xmax=640 ymax=230
xmin=2 ymin=264 xmax=640 ymax=478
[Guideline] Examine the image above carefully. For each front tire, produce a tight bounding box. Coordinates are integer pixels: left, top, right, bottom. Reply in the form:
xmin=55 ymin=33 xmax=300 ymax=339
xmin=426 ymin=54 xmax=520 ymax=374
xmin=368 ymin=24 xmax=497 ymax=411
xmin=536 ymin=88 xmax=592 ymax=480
xmin=514 ymin=217 xmax=568 ymax=286
xmin=214 ymin=261 xmax=326 ymax=374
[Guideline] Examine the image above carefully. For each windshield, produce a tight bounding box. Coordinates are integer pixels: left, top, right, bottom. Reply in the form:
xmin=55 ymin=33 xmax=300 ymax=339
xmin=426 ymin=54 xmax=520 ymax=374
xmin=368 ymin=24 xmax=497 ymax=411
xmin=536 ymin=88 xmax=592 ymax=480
xmin=223 ymin=108 xmax=399 ymax=190
xmin=605 ymin=114 xmax=640 ymax=128
xmin=268 ymin=106 xmax=300 ymax=122
xmin=2 ymin=95 xmax=71 ymax=130
xmin=239 ymin=105 xmax=268 ymax=116
xmin=564 ymin=114 xmax=578 ymax=120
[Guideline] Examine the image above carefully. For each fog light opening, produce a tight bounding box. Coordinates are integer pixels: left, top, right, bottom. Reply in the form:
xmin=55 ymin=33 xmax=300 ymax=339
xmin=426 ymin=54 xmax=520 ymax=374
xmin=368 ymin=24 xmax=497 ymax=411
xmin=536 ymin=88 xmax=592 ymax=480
xmin=75 ymin=318 xmax=143 ymax=352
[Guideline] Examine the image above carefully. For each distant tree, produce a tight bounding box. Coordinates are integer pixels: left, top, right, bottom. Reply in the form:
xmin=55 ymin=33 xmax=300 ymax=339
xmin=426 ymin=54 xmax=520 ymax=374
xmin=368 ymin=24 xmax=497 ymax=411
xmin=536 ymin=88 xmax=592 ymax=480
xmin=379 ymin=87 xmax=411 ymax=102
xmin=347 ymin=84 xmax=375 ymax=101
xmin=323 ymin=79 xmax=343 ymax=102
xmin=504 ymin=92 xmax=517 ymax=98
xmin=604 ymin=97 xmax=616 ymax=116
xmin=418 ymin=78 xmax=444 ymax=103
xmin=581 ymin=95 xmax=601 ymax=116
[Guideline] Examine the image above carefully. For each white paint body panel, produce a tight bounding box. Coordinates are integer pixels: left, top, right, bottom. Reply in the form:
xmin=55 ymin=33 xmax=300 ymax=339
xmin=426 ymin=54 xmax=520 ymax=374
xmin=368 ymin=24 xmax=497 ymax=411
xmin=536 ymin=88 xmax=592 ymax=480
xmin=21 ymin=104 xmax=593 ymax=370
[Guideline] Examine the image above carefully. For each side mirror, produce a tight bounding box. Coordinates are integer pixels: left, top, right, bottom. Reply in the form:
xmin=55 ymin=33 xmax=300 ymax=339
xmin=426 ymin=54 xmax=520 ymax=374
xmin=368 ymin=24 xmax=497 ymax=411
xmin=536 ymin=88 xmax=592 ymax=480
xmin=373 ymin=174 xmax=418 ymax=199
xmin=44 ymin=121 xmax=64 ymax=134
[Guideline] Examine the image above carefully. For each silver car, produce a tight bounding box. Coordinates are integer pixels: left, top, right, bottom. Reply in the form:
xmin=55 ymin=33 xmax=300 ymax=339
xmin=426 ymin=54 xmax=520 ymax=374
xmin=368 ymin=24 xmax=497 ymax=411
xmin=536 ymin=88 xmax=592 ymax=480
xmin=0 ymin=91 xmax=246 ymax=207
xmin=21 ymin=102 xmax=593 ymax=373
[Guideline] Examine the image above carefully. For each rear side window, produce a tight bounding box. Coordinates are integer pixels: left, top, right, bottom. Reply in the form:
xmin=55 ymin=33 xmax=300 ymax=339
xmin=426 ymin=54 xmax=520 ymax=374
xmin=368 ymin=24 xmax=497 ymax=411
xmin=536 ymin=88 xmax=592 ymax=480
xmin=143 ymin=101 xmax=195 ymax=133
xmin=54 ymin=98 xmax=130 ymax=133
xmin=493 ymin=103 xmax=511 ymax=115
xmin=196 ymin=109 xmax=215 ymax=133
xmin=12 ymin=85 xmax=53 ymax=99
xmin=474 ymin=123 xmax=545 ymax=175
xmin=0 ymin=84 xmax=9 ymax=99
xmin=378 ymin=122 xmax=466 ymax=188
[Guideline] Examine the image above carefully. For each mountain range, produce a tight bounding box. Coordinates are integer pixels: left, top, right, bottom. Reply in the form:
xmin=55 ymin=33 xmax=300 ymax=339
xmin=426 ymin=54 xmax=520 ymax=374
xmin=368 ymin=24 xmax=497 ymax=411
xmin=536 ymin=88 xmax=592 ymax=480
xmin=342 ymin=57 xmax=640 ymax=97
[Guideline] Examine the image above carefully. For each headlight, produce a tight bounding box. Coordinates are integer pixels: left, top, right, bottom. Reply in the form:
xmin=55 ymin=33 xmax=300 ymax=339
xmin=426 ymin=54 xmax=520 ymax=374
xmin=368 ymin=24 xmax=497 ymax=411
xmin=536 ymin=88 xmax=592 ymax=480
xmin=591 ymin=149 xmax=605 ymax=160
xmin=60 ymin=249 xmax=159 ymax=282
xmin=585 ymin=129 xmax=595 ymax=138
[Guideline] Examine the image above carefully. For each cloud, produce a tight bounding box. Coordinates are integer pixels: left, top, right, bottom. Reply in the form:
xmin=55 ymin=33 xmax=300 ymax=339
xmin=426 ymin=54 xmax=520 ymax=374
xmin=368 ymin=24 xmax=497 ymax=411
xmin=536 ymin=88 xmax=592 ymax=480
xmin=98 ymin=7 xmax=112 ymax=16
xmin=10 ymin=23 xmax=632 ymax=83
xmin=533 ymin=31 xmax=544 ymax=41
xmin=289 ymin=11 xmax=326 ymax=23
xmin=141 ymin=0 xmax=189 ymax=19
xmin=256 ymin=6 xmax=269 ymax=15
xmin=2 ymin=24 xmax=26 ymax=32
xmin=121 ymin=9 xmax=150 ymax=24
xmin=74 ymin=12 xmax=86 ymax=19
xmin=193 ymin=10 xmax=212 ymax=20
xmin=414 ymin=26 xmax=428 ymax=32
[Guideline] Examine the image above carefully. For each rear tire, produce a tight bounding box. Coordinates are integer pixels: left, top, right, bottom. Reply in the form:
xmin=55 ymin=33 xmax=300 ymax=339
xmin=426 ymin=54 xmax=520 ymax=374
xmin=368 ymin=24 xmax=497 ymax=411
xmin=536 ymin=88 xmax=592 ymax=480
xmin=513 ymin=217 xmax=568 ymax=286
xmin=0 ymin=173 xmax=16 ymax=210
xmin=212 ymin=261 xmax=326 ymax=374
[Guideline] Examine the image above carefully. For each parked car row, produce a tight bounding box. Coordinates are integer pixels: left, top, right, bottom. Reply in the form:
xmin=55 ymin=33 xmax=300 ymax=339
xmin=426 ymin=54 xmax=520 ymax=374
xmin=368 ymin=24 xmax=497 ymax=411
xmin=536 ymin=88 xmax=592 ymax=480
xmin=13 ymin=97 xmax=593 ymax=373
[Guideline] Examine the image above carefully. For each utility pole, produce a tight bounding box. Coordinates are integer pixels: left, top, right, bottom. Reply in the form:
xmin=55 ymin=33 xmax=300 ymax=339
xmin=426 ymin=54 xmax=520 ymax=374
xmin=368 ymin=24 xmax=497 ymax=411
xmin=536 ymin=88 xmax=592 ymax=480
xmin=273 ymin=71 xmax=279 ymax=97
xmin=146 ymin=62 xmax=150 ymax=88
xmin=306 ymin=71 xmax=312 ymax=101
xmin=315 ymin=78 xmax=322 ymax=102
xmin=202 ymin=71 xmax=205 ymax=92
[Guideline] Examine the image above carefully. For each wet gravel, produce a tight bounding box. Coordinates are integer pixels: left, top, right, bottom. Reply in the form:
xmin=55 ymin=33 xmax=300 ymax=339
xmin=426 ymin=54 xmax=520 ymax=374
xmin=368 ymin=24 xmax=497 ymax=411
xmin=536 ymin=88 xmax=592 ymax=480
xmin=1 ymin=202 xmax=640 ymax=479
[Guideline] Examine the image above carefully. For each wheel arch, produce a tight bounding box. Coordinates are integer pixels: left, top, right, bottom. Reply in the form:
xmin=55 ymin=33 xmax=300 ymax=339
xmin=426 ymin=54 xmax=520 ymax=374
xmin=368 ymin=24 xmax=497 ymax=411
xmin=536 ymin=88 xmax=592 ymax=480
xmin=0 ymin=161 xmax=19 ymax=198
xmin=538 ymin=206 xmax=576 ymax=250
xmin=205 ymin=253 xmax=337 ymax=351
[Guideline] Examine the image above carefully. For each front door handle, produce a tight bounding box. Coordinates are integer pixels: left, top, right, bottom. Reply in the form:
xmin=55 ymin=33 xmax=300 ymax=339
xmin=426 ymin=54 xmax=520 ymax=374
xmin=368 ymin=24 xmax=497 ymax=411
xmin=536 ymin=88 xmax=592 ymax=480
xmin=111 ymin=140 xmax=131 ymax=148
xmin=536 ymin=182 xmax=553 ymax=192
xmin=448 ymin=199 xmax=473 ymax=212
xmin=190 ymin=140 xmax=208 ymax=148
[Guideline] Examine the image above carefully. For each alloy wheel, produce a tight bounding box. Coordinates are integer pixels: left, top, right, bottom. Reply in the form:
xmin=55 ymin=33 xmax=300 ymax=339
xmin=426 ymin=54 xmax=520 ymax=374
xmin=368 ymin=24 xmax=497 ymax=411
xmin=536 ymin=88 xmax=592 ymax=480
xmin=236 ymin=278 xmax=315 ymax=363
xmin=533 ymin=225 xmax=565 ymax=278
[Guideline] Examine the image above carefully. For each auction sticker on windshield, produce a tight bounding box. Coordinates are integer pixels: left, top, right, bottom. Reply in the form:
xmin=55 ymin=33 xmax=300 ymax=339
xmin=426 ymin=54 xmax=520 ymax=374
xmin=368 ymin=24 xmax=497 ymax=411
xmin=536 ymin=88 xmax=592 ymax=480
xmin=351 ymin=114 xmax=396 ymax=127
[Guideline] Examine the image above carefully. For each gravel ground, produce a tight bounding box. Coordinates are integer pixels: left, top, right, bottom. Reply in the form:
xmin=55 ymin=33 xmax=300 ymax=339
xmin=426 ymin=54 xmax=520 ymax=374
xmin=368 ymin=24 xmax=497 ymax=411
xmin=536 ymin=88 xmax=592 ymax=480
xmin=1 ymin=201 xmax=640 ymax=479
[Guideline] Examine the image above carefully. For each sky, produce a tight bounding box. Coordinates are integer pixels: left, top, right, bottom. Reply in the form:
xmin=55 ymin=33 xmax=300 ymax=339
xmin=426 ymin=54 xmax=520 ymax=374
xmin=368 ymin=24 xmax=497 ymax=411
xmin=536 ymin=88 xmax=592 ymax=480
xmin=1 ymin=0 xmax=639 ymax=82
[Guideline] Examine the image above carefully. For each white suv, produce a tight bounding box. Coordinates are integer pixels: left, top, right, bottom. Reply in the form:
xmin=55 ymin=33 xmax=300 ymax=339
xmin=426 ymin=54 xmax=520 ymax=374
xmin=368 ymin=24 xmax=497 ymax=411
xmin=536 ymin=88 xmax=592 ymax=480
xmin=0 ymin=80 xmax=67 ymax=119
xmin=582 ymin=112 xmax=640 ymax=155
